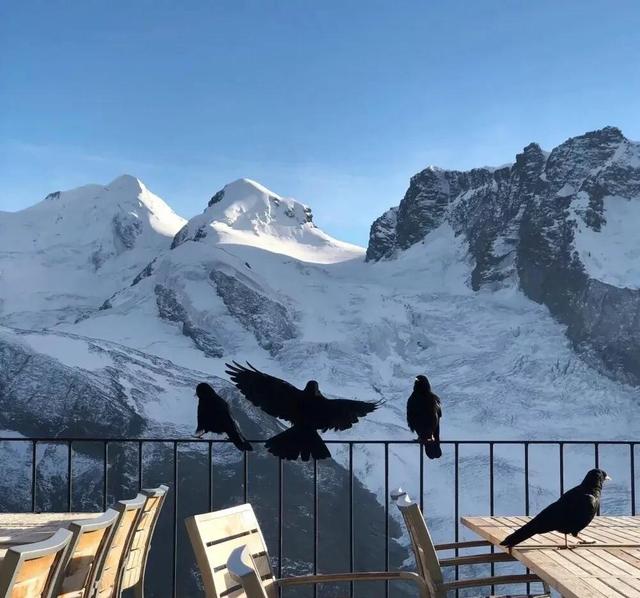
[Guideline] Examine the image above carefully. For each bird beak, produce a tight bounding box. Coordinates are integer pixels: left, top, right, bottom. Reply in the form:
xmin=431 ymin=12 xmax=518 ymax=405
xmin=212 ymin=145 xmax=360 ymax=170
xmin=605 ymin=475 xmax=612 ymax=481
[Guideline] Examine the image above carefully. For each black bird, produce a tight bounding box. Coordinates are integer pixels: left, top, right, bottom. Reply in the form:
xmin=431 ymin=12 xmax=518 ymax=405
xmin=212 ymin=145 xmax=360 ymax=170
xmin=194 ymin=383 xmax=252 ymax=452
xmin=407 ymin=375 xmax=442 ymax=459
xmin=501 ymin=468 xmax=611 ymax=549
xmin=225 ymin=362 xmax=381 ymax=461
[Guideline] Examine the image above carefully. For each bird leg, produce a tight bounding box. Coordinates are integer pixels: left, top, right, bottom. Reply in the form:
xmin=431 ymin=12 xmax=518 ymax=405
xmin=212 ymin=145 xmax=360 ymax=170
xmin=561 ymin=534 xmax=570 ymax=550
xmin=575 ymin=533 xmax=595 ymax=545
xmin=417 ymin=435 xmax=435 ymax=443
xmin=193 ymin=430 xmax=206 ymax=439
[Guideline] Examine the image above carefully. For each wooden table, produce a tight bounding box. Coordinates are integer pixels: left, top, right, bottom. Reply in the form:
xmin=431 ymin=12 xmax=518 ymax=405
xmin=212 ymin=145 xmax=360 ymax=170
xmin=0 ymin=512 xmax=101 ymax=563
xmin=462 ymin=516 xmax=640 ymax=598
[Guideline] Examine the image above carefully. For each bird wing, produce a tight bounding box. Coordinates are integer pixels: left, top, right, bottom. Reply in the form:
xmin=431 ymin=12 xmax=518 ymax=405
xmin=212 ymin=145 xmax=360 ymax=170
xmin=196 ymin=400 xmax=205 ymax=432
xmin=315 ymin=397 xmax=382 ymax=432
xmin=406 ymin=393 xmax=418 ymax=433
xmin=433 ymin=392 xmax=443 ymax=418
xmin=560 ymin=487 xmax=599 ymax=532
xmin=225 ymin=361 xmax=302 ymax=423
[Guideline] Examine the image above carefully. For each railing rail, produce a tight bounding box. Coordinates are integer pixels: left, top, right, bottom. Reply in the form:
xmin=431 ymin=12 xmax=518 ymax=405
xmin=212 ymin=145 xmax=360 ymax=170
xmin=0 ymin=437 xmax=637 ymax=598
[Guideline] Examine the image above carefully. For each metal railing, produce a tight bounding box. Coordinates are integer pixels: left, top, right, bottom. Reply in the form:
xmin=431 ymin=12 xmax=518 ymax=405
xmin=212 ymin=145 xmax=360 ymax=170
xmin=0 ymin=437 xmax=637 ymax=598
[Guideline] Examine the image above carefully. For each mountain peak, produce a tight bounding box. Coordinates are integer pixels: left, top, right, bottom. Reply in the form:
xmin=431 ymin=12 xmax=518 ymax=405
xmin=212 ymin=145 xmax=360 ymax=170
xmin=107 ymin=174 xmax=145 ymax=193
xmin=590 ymin=125 xmax=624 ymax=141
xmin=202 ymin=178 xmax=313 ymax=228
xmin=171 ymin=178 xmax=363 ymax=263
xmin=554 ymin=126 xmax=626 ymax=155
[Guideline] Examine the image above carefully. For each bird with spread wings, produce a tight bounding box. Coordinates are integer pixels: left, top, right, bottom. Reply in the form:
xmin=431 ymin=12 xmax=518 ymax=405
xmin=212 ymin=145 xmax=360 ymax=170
xmin=225 ymin=362 xmax=382 ymax=461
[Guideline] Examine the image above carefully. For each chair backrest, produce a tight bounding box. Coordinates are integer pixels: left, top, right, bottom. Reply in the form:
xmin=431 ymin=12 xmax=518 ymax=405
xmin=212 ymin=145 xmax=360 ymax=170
xmin=393 ymin=491 xmax=443 ymax=594
xmin=185 ymin=504 xmax=276 ymax=598
xmin=95 ymin=494 xmax=146 ymax=598
xmin=226 ymin=545 xmax=269 ymax=598
xmin=53 ymin=509 xmax=120 ymax=598
xmin=120 ymin=485 xmax=169 ymax=593
xmin=0 ymin=528 xmax=73 ymax=598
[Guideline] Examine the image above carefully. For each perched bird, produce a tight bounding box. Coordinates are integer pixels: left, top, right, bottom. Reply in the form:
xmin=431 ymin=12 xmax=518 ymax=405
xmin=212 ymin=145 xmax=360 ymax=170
xmin=407 ymin=375 xmax=442 ymax=459
xmin=225 ymin=362 xmax=381 ymax=461
xmin=501 ymin=468 xmax=611 ymax=549
xmin=194 ymin=383 xmax=252 ymax=452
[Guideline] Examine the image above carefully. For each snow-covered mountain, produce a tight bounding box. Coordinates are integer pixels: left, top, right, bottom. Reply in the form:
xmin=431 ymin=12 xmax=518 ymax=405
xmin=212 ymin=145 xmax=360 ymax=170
xmin=172 ymin=178 xmax=363 ymax=264
xmin=1 ymin=127 xmax=638 ymax=596
xmin=0 ymin=174 xmax=185 ymax=329
xmin=1 ymin=126 xmax=638 ymax=452
xmin=367 ymin=126 xmax=640 ymax=386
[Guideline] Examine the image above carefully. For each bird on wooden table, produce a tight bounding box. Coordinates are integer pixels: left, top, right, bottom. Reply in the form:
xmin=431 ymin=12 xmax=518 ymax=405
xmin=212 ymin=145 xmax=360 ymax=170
xmin=194 ymin=383 xmax=253 ymax=452
xmin=406 ymin=375 xmax=442 ymax=459
xmin=225 ymin=361 xmax=382 ymax=461
xmin=501 ymin=468 xmax=611 ymax=550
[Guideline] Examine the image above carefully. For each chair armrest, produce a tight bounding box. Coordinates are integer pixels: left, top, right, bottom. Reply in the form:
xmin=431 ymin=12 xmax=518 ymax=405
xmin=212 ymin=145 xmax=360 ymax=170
xmin=441 ymin=573 xmax=544 ymax=591
xmin=227 ymin=545 xmax=269 ymax=598
xmin=435 ymin=539 xmax=491 ymax=550
xmin=277 ymin=571 xmax=428 ymax=598
xmin=440 ymin=552 xmax=515 ymax=567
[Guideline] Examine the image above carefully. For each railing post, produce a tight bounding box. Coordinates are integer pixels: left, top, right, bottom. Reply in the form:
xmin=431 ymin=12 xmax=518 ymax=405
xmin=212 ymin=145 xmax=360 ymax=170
xmin=103 ymin=441 xmax=108 ymax=510
xmin=631 ymin=443 xmax=636 ymax=517
xmin=524 ymin=442 xmax=530 ymax=594
xmin=595 ymin=442 xmax=601 ymax=515
xmin=138 ymin=440 xmax=143 ymax=491
xmin=313 ymin=458 xmax=318 ymax=598
xmin=559 ymin=442 xmax=565 ymax=494
xmin=243 ymin=450 xmax=249 ymax=504
xmin=208 ymin=441 xmax=213 ymax=512
xmin=384 ymin=442 xmax=389 ymax=598
xmin=278 ymin=457 xmax=284 ymax=583
xmin=489 ymin=442 xmax=495 ymax=594
xmin=349 ymin=443 xmax=354 ymax=598
xmin=419 ymin=444 xmax=424 ymax=513
xmin=172 ymin=441 xmax=178 ymax=598
xmin=31 ymin=440 xmax=37 ymax=512
xmin=67 ymin=440 xmax=73 ymax=511
xmin=454 ymin=442 xmax=459 ymax=597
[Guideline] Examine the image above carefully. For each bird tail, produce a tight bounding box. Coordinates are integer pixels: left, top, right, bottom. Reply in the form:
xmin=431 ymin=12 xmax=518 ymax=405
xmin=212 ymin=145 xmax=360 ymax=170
xmin=227 ymin=426 xmax=253 ymax=452
xmin=424 ymin=441 xmax=442 ymax=459
xmin=500 ymin=521 xmax=537 ymax=547
xmin=265 ymin=427 xmax=331 ymax=461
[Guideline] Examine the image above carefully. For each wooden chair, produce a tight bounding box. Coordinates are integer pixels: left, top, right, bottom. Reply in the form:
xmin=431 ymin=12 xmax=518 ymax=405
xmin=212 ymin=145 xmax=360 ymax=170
xmin=0 ymin=528 xmax=73 ymax=598
xmin=185 ymin=504 xmax=428 ymax=598
xmin=119 ymin=485 xmax=169 ymax=598
xmin=392 ymin=489 xmax=550 ymax=598
xmin=94 ymin=495 xmax=146 ymax=598
xmin=52 ymin=509 xmax=120 ymax=598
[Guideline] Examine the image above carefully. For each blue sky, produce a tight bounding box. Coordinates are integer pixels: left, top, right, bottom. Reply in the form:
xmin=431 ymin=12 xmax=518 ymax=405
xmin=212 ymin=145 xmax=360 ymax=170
xmin=1 ymin=1 xmax=639 ymax=246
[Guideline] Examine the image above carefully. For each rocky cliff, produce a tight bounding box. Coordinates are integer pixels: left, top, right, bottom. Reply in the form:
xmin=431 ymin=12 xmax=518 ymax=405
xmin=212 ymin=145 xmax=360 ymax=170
xmin=367 ymin=127 xmax=640 ymax=385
